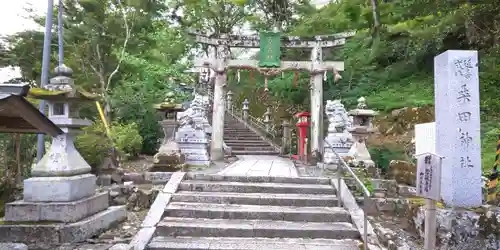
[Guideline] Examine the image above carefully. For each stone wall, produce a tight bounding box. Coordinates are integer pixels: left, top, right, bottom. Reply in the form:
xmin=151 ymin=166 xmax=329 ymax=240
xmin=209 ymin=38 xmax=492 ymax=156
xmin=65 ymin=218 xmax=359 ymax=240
xmin=412 ymin=206 xmax=500 ymax=249
xmin=387 ymin=160 xmax=416 ymax=186
xmin=369 ymin=196 xmax=500 ymax=250
xmin=96 ymin=172 xmax=173 ymax=211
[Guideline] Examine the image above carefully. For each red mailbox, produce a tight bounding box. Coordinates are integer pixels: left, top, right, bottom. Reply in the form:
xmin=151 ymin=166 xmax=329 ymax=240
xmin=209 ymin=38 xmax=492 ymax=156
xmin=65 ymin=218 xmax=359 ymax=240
xmin=294 ymin=112 xmax=310 ymax=162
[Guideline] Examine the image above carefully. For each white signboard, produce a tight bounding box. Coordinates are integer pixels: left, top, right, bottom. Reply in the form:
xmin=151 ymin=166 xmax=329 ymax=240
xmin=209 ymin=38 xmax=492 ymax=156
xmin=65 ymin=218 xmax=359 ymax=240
xmin=415 ymin=122 xmax=436 ymax=155
xmin=434 ymin=50 xmax=482 ymax=207
xmin=416 ymin=153 xmax=442 ymax=201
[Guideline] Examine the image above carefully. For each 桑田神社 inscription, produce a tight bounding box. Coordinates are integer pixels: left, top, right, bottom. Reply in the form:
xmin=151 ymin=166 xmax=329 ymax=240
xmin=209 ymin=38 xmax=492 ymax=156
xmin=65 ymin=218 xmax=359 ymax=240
xmin=434 ymin=50 xmax=482 ymax=208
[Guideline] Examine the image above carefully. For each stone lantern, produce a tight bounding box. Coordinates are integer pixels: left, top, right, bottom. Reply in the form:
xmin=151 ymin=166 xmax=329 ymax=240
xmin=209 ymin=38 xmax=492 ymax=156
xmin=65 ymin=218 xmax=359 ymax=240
xmin=347 ymin=97 xmax=377 ymax=168
xmin=151 ymin=92 xmax=186 ymax=172
xmin=29 ymin=65 xmax=98 ymax=190
xmin=242 ymin=99 xmax=249 ymax=121
xmin=1 ymin=65 xmax=126 ymax=244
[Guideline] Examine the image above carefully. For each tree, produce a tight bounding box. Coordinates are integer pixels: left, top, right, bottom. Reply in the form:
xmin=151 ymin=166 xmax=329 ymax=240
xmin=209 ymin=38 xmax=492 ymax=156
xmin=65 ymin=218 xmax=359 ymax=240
xmin=168 ymin=0 xmax=247 ymax=35
xmin=3 ymin=0 xmax=169 ymax=119
xmin=370 ymin=0 xmax=381 ymax=31
xmin=243 ymin=0 xmax=314 ymax=31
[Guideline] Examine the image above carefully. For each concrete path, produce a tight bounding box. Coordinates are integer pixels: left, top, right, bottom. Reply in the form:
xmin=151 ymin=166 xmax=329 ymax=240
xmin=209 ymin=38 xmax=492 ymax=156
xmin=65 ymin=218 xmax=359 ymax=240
xmin=218 ymin=155 xmax=298 ymax=177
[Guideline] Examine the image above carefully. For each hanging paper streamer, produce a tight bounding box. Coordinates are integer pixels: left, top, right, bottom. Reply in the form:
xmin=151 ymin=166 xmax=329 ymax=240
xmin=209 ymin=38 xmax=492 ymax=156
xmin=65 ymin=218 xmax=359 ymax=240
xmin=264 ymin=77 xmax=269 ymax=92
xmin=294 ymin=71 xmax=299 ymax=87
xmin=323 ymin=71 xmax=327 ymax=81
xmin=237 ymin=70 xmax=241 ymax=83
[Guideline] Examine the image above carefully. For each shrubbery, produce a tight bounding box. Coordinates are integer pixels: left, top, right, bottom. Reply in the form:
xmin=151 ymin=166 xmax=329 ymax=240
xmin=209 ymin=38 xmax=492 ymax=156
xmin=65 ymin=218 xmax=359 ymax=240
xmin=110 ymin=122 xmax=143 ymax=160
xmin=75 ymin=121 xmax=144 ymax=169
xmin=75 ymin=122 xmax=113 ymax=169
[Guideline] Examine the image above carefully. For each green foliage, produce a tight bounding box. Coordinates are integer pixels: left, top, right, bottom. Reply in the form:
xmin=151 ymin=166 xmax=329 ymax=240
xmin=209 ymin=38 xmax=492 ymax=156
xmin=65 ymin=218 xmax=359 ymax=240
xmin=110 ymin=122 xmax=143 ymax=160
xmin=75 ymin=122 xmax=113 ymax=169
xmin=110 ymin=23 xmax=191 ymax=154
xmin=230 ymin=0 xmax=500 ymax=174
xmin=75 ymin=121 xmax=145 ymax=168
xmin=369 ymin=146 xmax=408 ymax=171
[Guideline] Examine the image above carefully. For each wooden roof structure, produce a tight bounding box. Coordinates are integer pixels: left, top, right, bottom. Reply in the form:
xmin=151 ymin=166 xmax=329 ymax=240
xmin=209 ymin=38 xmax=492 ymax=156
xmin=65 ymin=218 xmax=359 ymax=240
xmin=0 ymin=84 xmax=63 ymax=136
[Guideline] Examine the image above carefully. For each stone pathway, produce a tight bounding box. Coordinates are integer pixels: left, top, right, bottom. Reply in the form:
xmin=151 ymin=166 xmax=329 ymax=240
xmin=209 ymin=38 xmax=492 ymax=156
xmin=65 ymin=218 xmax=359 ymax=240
xmin=218 ymin=155 xmax=298 ymax=177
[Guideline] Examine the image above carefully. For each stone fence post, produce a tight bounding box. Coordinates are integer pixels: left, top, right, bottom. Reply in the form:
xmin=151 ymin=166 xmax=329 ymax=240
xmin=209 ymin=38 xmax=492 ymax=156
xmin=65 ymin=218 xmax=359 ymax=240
xmin=281 ymin=119 xmax=291 ymax=155
xmin=226 ymin=90 xmax=233 ymax=111
xmin=242 ymin=99 xmax=249 ymax=121
xmin=263 ymin=107 xmax=272 ymax=132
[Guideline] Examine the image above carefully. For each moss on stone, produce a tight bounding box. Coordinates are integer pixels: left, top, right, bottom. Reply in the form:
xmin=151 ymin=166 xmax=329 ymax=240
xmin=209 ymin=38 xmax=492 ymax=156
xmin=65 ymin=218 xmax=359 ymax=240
xmin=28 ymin=87 xmax=99 ymax=100
xmin=153 ymin=103 xmax=183 ymax=110
xmin=29 ymin=88 xmax=68 ymax=97
xmin=407 ymin=197 xmax=444 ymax=208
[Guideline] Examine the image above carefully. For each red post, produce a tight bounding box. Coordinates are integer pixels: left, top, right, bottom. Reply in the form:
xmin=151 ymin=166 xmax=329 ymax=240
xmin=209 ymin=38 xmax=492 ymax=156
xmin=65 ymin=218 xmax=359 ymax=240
xmin=294 ymin=112 xmax=310 ymax=162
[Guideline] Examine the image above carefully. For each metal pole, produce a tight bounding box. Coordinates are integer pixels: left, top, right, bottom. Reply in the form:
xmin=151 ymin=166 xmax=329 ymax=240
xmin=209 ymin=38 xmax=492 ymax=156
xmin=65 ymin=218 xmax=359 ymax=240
xmin=36 ymin=0 xmax=54 ymax=162
xmin=57 ymin=0 xmax=64 ymax=65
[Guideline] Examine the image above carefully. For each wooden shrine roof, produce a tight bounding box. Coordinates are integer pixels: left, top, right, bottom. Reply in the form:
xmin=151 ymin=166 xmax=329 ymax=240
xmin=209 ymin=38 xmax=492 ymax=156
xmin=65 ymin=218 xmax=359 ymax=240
xmin=0 ymin=84 xmax=63 ymax=136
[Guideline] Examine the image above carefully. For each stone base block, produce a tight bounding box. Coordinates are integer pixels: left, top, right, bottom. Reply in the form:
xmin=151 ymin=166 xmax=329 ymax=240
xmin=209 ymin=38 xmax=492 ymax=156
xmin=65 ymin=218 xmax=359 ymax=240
xmin=0 ymin=243 xmax=27 ymax=250
xmin=4 ymin=192 xmax=109 ymax=223
xmin=186 ymin=159 xmax=210 ymax=166
xmin=23 ymin=174 xmax=96 ymax=202
xmin=144 ymin=172 xmax=173 ymax=184
xmin=0 ymin=206 xmax=126 ymax=245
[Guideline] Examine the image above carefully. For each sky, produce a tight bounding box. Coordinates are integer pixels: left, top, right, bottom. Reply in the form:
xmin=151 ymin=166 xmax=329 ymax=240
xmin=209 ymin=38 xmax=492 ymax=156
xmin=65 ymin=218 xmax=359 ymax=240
xmin=0 ymin=0 xmax=45 ymax=36
xmin=0 ymin=0 xmax=45 ymax=82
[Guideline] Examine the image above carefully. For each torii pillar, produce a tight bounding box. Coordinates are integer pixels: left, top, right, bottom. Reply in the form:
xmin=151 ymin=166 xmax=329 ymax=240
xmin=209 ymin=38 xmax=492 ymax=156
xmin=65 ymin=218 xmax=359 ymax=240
xmin=309 ymin=43 xmax=324 ymax=162
xmin=209 ymin=43 xmax=229 ymax=161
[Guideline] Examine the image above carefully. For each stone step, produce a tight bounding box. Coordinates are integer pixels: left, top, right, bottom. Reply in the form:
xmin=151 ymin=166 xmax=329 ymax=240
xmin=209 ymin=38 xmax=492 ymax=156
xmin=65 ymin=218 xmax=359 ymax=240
xmin=224 ymin=137 xmax=264 ymax=141
xmin=224 ymin=140 xmax=272 ymax=145
xmin=155 ymin=217 xmax=360 ymax=239
xmin=224 ymin=132 xmax=259 ymax=135
xmin=225 ymin=144 xmax=273 ymax=149
xmin=225 ymin=143 xmax=272 ymax=148
xmin=172 ymin=191 xmax=338 ymax=207
xmin=185 ymin=174 xmax=331 ymax=185
xmin=223 ymin=128 xmax=253 ymax=131
xmin=223 ymin=125 xmax=249 ymax=128
xmin=178 ymin=180 xmax=336 ymax=194
xmin=230 ymin=146 xmax=276 ymax=151
xmin=224 ymin=138 xmax=264 ymax=142
xmin=148 ymin=236 xmax=362 ymax=250
xmin=224 ymin=135 xmax=262 ymax=138
xmin=164 ymin=202 xmax=350 ymax=222
xmin=231 ymin=150 xmax=279 ymax=155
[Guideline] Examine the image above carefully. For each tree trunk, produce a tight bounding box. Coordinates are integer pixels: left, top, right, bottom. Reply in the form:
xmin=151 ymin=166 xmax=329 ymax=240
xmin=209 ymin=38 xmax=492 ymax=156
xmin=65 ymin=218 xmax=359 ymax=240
xmin=370 ymin=0 xmax=381 ymax=31
xmin=15 ymin=133 xmax=21 ymax=185
xmin=465 ymin=0 xmax=476 ymax=45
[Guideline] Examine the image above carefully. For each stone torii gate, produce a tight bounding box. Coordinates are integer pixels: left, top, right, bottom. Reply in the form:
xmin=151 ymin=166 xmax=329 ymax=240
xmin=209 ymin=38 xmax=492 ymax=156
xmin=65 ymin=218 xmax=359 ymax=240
xmin=191 ymin=29 xmax=354 ymax=161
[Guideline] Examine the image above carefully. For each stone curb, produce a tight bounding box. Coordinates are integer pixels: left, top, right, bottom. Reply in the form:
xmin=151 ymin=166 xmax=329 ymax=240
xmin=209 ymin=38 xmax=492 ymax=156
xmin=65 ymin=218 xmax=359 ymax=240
xmin=0 ymin=243 xmax=27 ymax=250
xmin=331 ymin=179 xmax=384 ymax=250
xmin=126 ymin=172 xmax=186 ymax=250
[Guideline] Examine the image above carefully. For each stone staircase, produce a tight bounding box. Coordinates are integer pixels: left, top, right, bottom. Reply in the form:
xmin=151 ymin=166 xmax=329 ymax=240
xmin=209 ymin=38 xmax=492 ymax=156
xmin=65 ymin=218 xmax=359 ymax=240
xmin=147 ymin=175 xmax=363 ymax=249
xmin=224 ymin=114 xmax=279 ymax=155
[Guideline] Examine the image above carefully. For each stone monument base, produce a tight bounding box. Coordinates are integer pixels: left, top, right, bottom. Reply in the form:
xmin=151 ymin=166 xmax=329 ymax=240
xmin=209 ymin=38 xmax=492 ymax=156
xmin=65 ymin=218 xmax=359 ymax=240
xmin=0 ymin=206 xmax=126 ymax=245
xmin=349 ymin=158 xmax=375 ymax=168
xmin=23 ymin=174 xmax=96 ymax=202
xmin=150 ymin=150 xmax=186 ymax=172
xmin=4 ymin=192 xmax=109 ymax=223
xmin=179 ymin=145 xmax=210 ymax=167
